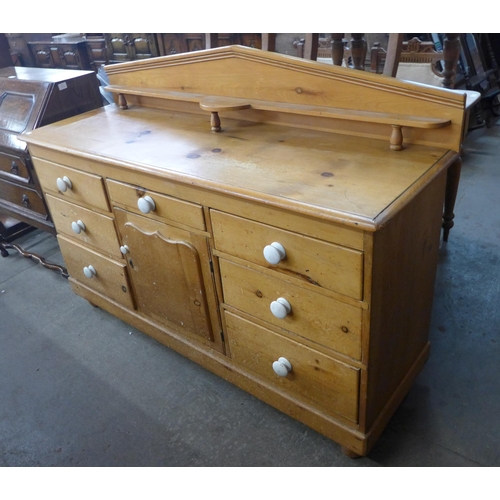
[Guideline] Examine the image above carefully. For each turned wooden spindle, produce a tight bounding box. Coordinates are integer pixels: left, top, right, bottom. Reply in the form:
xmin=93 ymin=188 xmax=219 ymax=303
xmin=350 ymin=34 xmax=366 ymax=71
xmin=118 ymin=93 xmax=128 ymax=109
xmin=331 ymin=33 xmax=345 ymax=66
xmin=199 ymin=98 xmax=251 ymax=133
xmin=210 ymin=111 xmax=221 ymax=132
xmin=390 ymin=125 xmax=404 ymax=151
xmin=442 ymin=34 xmax=461 ymax=89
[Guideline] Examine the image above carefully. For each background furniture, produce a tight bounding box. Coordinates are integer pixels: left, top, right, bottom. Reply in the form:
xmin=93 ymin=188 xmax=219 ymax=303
xmin=0 ymin=66 xmax=103 ymax=268
xmin=23 ymin=46 xmax=467 ymax=456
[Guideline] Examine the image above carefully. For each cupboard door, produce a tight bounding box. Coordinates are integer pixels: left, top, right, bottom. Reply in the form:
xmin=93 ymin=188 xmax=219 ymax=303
xmin=114 ymin=208 xmax=214 ymax=341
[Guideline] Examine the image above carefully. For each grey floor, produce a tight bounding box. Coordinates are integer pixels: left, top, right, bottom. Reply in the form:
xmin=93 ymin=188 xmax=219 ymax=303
xmin=1 ymin=120 xmax=499 ymax=467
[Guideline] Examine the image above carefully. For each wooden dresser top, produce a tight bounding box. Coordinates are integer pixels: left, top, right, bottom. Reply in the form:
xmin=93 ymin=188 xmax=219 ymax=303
xmin=23 ymin=104 xmax=456 ymax=230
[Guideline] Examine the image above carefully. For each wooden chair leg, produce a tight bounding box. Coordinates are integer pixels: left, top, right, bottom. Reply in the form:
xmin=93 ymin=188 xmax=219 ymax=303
xmin=443 ymin=156 xmax=462 ymax=241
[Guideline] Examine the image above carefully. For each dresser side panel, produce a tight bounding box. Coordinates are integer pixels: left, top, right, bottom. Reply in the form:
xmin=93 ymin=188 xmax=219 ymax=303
xmin=364 ymin=169 xmax=447 ymax=429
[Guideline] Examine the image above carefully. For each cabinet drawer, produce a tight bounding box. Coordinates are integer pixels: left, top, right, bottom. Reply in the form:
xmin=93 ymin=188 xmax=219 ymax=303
xmin=0 ymin=178 xmax=48 ymax=216
xmin=0 ymin=153 xmax=30 ymax=182
xmin=220 ymin=259 xmax=362 ymax=360
xmin=225 ymin=311 xmax=360 ymax=423
xmin=212 ymin=211 xmax=363 ymax=300
xmin=32 ymin=158 xmax=110 ymax=212
xmin=46 ymin=194 xmax=122 ymax=259
xmin=107 ymin=179 xmax=205 ymax=231
xmin=58 ymin=235 xmax=134 ymax=309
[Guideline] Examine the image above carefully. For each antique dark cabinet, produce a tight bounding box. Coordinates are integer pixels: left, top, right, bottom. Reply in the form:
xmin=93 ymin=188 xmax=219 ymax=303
xmin=28 ymin=40 xmax=93 ymax=70
xmin=157 ymin=34 xmax=206 ymax=55
xmin=105 ymin=34 xmax=159 ymax=63
xmin=85 ymin=34 xmax=109 ymax=68
xmin=4 ymin=33 xmax=57 ymax=67
xmin=0 ymin=67 xmax=102 ymax=253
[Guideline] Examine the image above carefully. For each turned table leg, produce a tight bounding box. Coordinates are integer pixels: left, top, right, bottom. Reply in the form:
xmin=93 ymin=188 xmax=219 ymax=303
xmin=443 ymin=156 xmax=462 ymax=241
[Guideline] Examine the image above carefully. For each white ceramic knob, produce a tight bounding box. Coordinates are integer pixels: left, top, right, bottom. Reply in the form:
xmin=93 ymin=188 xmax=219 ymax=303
xmin=272 ymin=357 xmax=292 ymax=377
xmin=270 ymin=297 xmax=292 ymax=319
xmin=83 ymin=265 xmax=96 ymax=279
xmin=56 ymin=176 xmax=72 ymax=192
xmin=120 ymin=245 xmax=130 ymax=255
xmin=137 ymin=195 xmax=156 ymax=214
xmin=71 ymin=220 xmax=86 ymax=234
xmin=263 ymin=242 xmax=286 ymax=265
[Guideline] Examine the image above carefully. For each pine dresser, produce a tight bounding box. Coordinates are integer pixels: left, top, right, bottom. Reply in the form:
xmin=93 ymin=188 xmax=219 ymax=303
xmin=21 ymin=46 xmax=467 ymax=457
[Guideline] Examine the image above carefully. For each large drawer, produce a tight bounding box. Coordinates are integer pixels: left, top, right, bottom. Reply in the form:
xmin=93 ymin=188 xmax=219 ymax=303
xmin=58 ymin=235 xmax=134 ymax=309
xmin=220 ymin=258 xmax=362 ymax=360
xmin=0 ymin=152 xmax=30 ymax=182
xmin=46 ymin=194 xmax=122 ymax=259
xmin=31 ymin=158 xmax=110 ymax=212
xmin=107 ymin=179 xmax=206 ymax=232
xmin=211 ymin=210 xmax=363 ymax=300
xmin=225 ymin=311 xmax=360 ymax=423
xmin=0 ymin=178 xmax=48 ymax=216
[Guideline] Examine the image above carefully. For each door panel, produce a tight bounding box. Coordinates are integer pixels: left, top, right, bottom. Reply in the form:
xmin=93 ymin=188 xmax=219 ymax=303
xmin=115 ymin=208 xmax=214 ymax=341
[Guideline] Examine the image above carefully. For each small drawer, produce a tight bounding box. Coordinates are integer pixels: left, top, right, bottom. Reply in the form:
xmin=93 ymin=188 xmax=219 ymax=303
xmin=46 ymin=194 xmax=122 ymax=259
xmin=220 ymin=259 xmax=362 ymax=360
xmin=225 ymin=311 xmax=360 ymax=423
xmin=212 ymin=210 xmax=363 ymax=300
xmin=0 ymin=178 xmax=48 ymax=216
xmin=0 ymin=153 xmax=30 ymax=182
xmin=58 ymin=235 xmax=134 ymax=309
xmin=107 ymin=179 xmax=206 ymax=231
xmin=31 ymin=158 xmax=110 ymax=212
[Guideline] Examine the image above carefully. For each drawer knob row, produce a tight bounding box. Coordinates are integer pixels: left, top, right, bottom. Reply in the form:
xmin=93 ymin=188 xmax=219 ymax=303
xmin=138 ymin=195 xmax=156 ymax=214
xmin=71 ymin=220 xmax=86 ymax=234
xmin=272 ymin=357 xmax=292 ymax=377
xmin=263 ymin=242 xmax=286 ymax=265
xmin=83 ymin=265 xmax=96 ymax=279
xmin=56 ymin=176 xmax=73 ymax=192
xmin=270 ymin=297 xmax=292 ymax=319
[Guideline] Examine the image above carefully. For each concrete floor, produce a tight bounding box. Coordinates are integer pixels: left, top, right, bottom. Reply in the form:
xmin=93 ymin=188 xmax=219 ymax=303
xmin=1 ymin=120 xmax=499 ymax=467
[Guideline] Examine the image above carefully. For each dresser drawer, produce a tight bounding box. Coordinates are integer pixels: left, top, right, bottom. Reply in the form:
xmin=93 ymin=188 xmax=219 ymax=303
xmin=212 ymin=210 xmax=363 ymax=300
xmin=46 ymin=194 xmax=122 ymax=259
xmin=58 ymin=235 xmax=134 ymax=309
xmin=107 ymin=179 xmax=206 ymax=231
xmin=0 ymin=153 xmax=30 ymax=182
xmin=31 ymin=158 xmax=110 ymax=212
xmin=0 ymin=178 xmax=48 ymax=216
xmin=225 ymin=311 xmax=360 ymax=423
xmin=220 ymin=259 xmax=362 ymax=359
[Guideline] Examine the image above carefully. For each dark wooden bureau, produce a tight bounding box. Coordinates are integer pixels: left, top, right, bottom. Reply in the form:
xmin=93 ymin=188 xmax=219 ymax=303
xmin=0 ymin=67 xmax=103 ymax=249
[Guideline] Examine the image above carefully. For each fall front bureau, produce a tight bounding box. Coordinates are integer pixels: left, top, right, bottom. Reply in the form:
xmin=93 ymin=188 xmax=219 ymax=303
xmin=22 ymin=46 xmax=467 ymax=456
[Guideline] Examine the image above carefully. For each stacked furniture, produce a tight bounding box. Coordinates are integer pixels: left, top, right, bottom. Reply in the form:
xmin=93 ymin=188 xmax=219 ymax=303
xmin=22 ymin=46 xmax=467 ymax=456
xmin=0 ymin=66 xmax=102 ymax=261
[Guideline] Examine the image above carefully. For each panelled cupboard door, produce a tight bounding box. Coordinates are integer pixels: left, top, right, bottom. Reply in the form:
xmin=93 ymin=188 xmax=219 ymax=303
xmin=114 ymin=208 xmax=215 ymax=342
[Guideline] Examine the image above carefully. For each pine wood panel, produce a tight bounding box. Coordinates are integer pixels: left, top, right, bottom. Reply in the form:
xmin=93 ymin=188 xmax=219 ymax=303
xmin=33 ymin=158 xmax=110 ymax=212
xmin=225 ymin=311 xmax=360 ymax=423
xmin=220 ymin=258 xmax=362 ymax=360
xmin=107 ymin=178 xmax=205 ymax=231
xmin=45 ymin=194 xmax=122 ymax=259
xmin=212 ymin=210 xmax=363 ymax=300
xmin=114 ymin=209 xmax=214 ymax=342
xmin=58 ymin=235 xmax=134 ymax=309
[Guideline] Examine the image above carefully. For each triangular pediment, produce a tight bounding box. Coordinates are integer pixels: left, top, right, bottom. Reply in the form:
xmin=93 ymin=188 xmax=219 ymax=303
xmin=104 ymin=45 xmax=467 ymax=151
